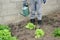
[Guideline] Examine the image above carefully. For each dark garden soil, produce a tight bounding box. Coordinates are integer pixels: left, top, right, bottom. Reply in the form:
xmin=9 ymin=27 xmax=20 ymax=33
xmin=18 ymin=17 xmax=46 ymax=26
xmin=9 ymin=13 xmax=60 ymax=40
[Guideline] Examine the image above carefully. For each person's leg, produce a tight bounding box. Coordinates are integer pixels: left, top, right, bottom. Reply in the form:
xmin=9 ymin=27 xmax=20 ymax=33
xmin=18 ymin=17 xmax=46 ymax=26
xmin=37 ymin=0 xmax=42 ymax=24
xmin=30 ymin=0 xmax=35 ymax=24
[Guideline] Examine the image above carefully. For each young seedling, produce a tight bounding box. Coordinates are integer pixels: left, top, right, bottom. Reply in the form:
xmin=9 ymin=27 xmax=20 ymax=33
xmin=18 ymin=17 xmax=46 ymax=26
xmin=25 ymin=22 xmax=35 ymax=30
xmin=35 ymin=29 xmax=45 ymax=38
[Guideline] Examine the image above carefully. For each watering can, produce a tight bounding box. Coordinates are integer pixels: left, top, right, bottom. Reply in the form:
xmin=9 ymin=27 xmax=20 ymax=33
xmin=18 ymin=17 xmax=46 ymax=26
xmin=22 ymin=6 xmax=29 ymax=17
xmin=21 ymin=1 xmax=30 ymax=17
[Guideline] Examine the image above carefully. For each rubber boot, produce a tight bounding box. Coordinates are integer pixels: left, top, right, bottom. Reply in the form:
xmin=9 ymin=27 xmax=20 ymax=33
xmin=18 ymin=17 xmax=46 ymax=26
xmin=30 ymin=19 xmax=35 ymax=25
xmin=38 ymin=20 xmax=42 ymax=25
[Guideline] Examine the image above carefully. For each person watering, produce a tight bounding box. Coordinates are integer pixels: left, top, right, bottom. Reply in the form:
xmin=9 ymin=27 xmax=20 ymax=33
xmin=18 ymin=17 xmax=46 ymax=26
xmin=23 ymin=0 xmax=46 ymax=25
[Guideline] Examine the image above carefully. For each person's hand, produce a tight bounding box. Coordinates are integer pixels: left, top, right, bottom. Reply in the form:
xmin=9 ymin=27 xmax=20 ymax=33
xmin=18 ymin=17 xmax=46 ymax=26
xmin=44 ymin=2 xmax=46 ymax=4
xmin=23 ymin=0 xmax=28 ymax=7
xmin=43 ymin=0 xmax=46 ymax=4
xmin=23 ymin=3 xmax=28 ymax=7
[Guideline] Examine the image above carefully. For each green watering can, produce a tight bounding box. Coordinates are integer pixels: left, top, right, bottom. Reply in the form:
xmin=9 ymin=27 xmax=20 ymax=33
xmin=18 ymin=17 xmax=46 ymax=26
xmin=21 ymin=6 xmax=30 ymax=17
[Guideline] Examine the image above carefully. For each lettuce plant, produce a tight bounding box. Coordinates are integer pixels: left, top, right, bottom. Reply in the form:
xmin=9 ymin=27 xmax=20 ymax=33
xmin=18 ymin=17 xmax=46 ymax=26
xmin=25 ymin=22 xmax=35 ymax=30
xmin=0 ymin=24 xmax=10 ymax=30
xmin=0 ymin=24 xmax=18 ymax=40
xmin=53 ymin=28 xmax=60 ymax=37
xmin=0 ymin=29 xmax=18 ymax=40
xmin=35 ymin=29 xmax=45 ymax=38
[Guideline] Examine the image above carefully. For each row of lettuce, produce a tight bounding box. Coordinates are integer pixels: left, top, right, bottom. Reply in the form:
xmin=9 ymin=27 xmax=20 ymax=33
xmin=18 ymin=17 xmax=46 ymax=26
xmin=0 ymin=24 xmax=18 ymax=40
xmin=0 ymin=23 xmax=60 ymax=40
xmin=25 ymin=23 xmax=60 ymax=38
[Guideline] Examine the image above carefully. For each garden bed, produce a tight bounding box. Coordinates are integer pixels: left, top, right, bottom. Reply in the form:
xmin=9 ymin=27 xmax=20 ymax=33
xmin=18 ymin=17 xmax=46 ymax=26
xmin=9 ymin=13 xmax=60 ymax=40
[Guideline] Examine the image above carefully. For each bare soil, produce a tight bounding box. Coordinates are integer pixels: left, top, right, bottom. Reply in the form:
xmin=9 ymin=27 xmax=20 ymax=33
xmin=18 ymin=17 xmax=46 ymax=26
xmin=9 ymin=13 xmax=60 ymax=40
